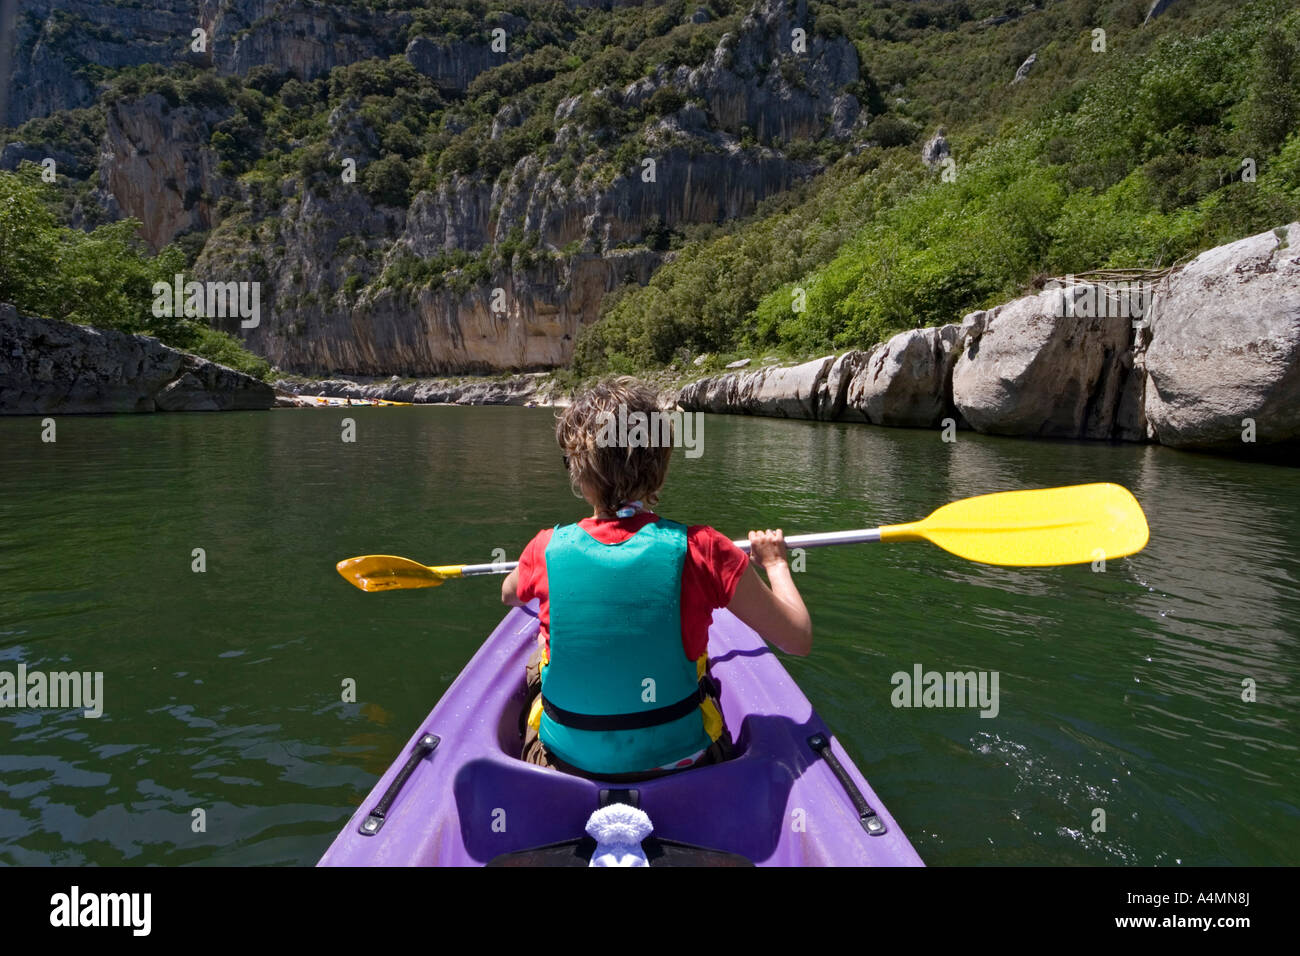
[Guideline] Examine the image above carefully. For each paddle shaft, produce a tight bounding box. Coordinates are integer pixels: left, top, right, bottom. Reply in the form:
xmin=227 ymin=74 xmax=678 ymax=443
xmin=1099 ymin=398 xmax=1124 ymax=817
xmin=453 ymin=528 xmax=884 ymax=577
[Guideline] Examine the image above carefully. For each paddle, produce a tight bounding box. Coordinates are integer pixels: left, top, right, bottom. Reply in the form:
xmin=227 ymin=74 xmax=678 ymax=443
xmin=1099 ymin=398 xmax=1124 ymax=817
xmin=335 ymin=482 xmax=1148 ymax=592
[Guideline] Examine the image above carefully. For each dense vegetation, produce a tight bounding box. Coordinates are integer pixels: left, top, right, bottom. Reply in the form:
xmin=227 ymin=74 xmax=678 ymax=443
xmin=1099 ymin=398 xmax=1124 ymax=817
xmin=576 ymin=0 xmax=1300 ymax=372
xmin=2 ymin=0 xmax=774 ymax=336
xmin=2 ymin=0 xmax=1298 ymax=381
xmin=0 ymin=168 xmax=270 ymax=378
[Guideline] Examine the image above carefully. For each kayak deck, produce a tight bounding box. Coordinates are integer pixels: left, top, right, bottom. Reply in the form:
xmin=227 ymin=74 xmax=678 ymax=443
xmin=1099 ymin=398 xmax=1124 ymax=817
xmin=318 ymin=604 xmax=923 ymax=866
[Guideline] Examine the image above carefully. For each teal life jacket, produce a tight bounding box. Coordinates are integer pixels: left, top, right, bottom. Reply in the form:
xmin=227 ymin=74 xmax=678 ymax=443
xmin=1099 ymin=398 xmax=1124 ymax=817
xmin=539 ymin=518 xmax=711 ymax=775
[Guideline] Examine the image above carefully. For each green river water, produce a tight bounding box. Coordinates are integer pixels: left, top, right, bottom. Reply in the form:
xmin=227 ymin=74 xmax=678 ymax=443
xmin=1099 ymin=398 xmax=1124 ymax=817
xmin=0 ymin=406 xmax=1296 ymax=866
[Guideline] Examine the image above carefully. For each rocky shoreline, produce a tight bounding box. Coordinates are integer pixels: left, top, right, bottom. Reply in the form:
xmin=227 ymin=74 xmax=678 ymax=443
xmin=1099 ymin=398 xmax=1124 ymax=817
xmin=4 ymin=223 xmax=1297 ymax=455
xmin=680 ymin=223 xmax=1300 ymax=452
xmin=0 ymin=304 xmax=274 ymax=414
xmin=277 ymin=223 xmax=1300 ymax=454
xmin=272 ymin=372 xmax=564 ymax=408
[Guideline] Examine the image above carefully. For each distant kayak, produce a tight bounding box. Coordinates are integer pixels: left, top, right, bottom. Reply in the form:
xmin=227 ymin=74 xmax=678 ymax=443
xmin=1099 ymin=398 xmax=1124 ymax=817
xmin=300 ymin=395 xmax=412 ymax=407
xmin=318 ymin=603 xmax=923 ymax=867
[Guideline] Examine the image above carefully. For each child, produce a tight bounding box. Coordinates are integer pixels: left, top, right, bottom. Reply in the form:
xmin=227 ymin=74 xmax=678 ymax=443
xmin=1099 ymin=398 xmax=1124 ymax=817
xmin=501 ymin=378 xmax=812 ymax=781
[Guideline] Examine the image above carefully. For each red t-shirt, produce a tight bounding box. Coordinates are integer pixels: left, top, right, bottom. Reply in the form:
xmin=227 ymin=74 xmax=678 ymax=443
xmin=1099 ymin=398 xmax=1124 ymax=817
xmin=514 ymin=512 xmax=750 ymax=661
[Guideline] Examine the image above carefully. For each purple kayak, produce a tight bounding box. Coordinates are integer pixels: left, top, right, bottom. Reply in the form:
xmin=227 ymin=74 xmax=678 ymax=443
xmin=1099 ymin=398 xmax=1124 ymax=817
xmin=318 ymin=603 xmax=923 ymax=866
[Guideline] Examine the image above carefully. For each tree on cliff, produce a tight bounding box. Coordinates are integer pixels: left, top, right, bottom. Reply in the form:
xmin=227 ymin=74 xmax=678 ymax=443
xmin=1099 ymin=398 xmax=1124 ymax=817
xmin=0 ymin=168 xmax=269 ymax=378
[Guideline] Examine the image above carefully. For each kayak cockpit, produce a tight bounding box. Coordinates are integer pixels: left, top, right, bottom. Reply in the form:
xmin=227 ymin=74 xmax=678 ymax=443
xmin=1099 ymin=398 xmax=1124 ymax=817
xmin=318 ymin=604 xmax=924 ymax=867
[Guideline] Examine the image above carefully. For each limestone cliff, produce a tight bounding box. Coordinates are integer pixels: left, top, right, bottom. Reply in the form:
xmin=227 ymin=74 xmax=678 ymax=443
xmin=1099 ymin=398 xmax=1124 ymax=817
xmin=193 ymin=0 xmax=859 ymax=375
xmin=2 ymin=0 xmax=415 ymax=127
xmin=93 ymin=93 xmax=230 ymax=250
xmin=7 ymin=0 xmax=866 ymax=376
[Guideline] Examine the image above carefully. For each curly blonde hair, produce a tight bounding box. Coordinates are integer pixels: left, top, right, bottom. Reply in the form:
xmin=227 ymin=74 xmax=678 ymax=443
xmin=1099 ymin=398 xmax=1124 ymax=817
xmin=556 ymin=378 xmax=673 ymax=514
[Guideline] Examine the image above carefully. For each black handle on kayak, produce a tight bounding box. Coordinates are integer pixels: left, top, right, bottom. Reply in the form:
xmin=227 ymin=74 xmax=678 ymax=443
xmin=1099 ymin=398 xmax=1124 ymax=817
xmin=809 ymin=733 xmax=887 ymax=836
xmin=359 ymin=732 xmax=441 ymax=836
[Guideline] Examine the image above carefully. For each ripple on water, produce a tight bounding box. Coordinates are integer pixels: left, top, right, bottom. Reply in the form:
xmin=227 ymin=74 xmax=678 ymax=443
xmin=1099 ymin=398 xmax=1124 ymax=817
xmin=1 ymin=409 xmax=1297 ymax=865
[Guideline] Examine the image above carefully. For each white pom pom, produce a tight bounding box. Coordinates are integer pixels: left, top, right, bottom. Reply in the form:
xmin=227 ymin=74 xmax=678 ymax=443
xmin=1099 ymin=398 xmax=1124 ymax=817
xmin=585 ymin=804 xmax=653 ymax=843
xmin=585 ymin=805 xmax=654 ymax=867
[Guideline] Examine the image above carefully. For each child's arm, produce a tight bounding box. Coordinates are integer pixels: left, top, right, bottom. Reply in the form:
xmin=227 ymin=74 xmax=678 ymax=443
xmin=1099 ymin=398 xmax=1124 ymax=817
xmin=727 ymin=529 xmax=812 ymax=656
xmin=501 ymin=566 xmax=524 ymax=606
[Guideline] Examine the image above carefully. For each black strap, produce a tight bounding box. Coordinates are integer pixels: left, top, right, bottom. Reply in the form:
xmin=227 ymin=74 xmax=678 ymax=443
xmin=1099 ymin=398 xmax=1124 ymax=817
xmin=358 ymin=732 xmax=440 ymax=836
xmin=808 ymin=732 xmax=887 ymax=836
xmin=542 ymin=682 xmax=705 ymax=731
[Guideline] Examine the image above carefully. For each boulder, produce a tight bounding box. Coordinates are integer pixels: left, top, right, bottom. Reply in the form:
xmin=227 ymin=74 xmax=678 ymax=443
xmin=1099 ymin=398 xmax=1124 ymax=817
xmin=678 ymin=372 xmax=741 ymax=414
xmin=154 ymin=372 xmax=220 ymax=412
xmin=740 ymin=356 xmax=835 ymax=418
xmin=921 ymin=128 xmax=950 ymax=168
xmin=1011 ymin=53 xmax=1036 ymax=85
xmin=679 ymin=355 xmax=837 ymax=419
xmin=1143 ymin=223 xmax=1300 ymax=448
xmin=0 ymin=306 xmax=274 ymax=415
xmin=820 ymin=350 xmax=873 ymax=421
xmin=1145 ymin=0 xmax=1180 ymax=24
xmin=166 ymin=354 xmax=276 ymax=411
xmin=951 ymin=289 xmax=1134 ymax=438
xmin=846 ymin=327 xmax=961 ymax=427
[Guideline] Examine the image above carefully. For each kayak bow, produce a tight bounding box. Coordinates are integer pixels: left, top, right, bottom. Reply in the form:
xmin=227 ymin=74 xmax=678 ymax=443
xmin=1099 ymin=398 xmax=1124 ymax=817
xmin=318 ymin=603 xmax=923 ymax=867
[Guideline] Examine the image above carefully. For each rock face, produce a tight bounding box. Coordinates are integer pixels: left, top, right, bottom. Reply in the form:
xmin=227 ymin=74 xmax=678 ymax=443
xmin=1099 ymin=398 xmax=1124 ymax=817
xmin=952 ymin=288 xmax=1134 ymax=439
xmin=1 ymin=0 xmax=417 ymax=127
xmin=210 ymin=2 xmax=411 ymax=80
xmin=846 ymin=326 xmax=961 ymax=427
xmin=0 ymin=304 xmax=274 ymax=414
xmin=1143 ymin=223 xmax=1300 ymax=448
xmin=2 ymin=0 xmax=196 ymax=127
xmin=232 ymin=241 xmax=663 ymax=376
xmin=186 ymin=0 xmax=851 ymax=376
xmin=664 ymin=225 xmax=1300 ymax=455
xmin=682 ymin=0 xmax=862 ymax=144
xmin=93 ymin=94 xmax=228 ymax=251
xmin=275 ymin=373 xmax=556 ymax=406
xmin=405 ymin=38 xmax=501 ymax=93
xmin=677 ymin=353 xmax=862 ymax=420
xmin=1011 ymin=53 xmax=1036 ymax=85
xmin=921 ymin=129 xmax=949 ymax=168
xmin=13 ymin=0 xmax=862 ymax=376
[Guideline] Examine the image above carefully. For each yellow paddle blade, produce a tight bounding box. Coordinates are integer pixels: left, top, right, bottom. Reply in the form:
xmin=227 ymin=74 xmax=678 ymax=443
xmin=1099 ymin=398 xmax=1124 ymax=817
xmin=335 ymin=555 xmax=465 ymax=592
xmin=880 ymin=483 xmax=1149 ymax=567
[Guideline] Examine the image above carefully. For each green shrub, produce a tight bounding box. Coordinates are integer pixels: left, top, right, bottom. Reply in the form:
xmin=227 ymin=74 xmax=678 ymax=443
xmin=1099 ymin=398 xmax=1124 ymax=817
xmin=576 ymin=0 xmax=1300 ymax=374
xmin=0 ymin=169 xmax=270 ymax=378
xmin=646 ymin=87 xmax=685 ymax=116
xmin=1243 ymin=22 xmax=1300 ymax=154
xmin=175 ymin=324 xmax=272 ymax=379
xmin=865 ymin=113 xmax=920 ymax=148
xmin=363 ymin=154 xmax=412 ymax=207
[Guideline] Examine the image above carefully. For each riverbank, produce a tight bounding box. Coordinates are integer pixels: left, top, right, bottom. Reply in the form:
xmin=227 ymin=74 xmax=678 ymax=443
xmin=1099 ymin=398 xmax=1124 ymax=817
xmin=6 ymin=223 xmax=1297 ymax=456
xmin=277 ymin=223 xmax=1300 ymax=456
